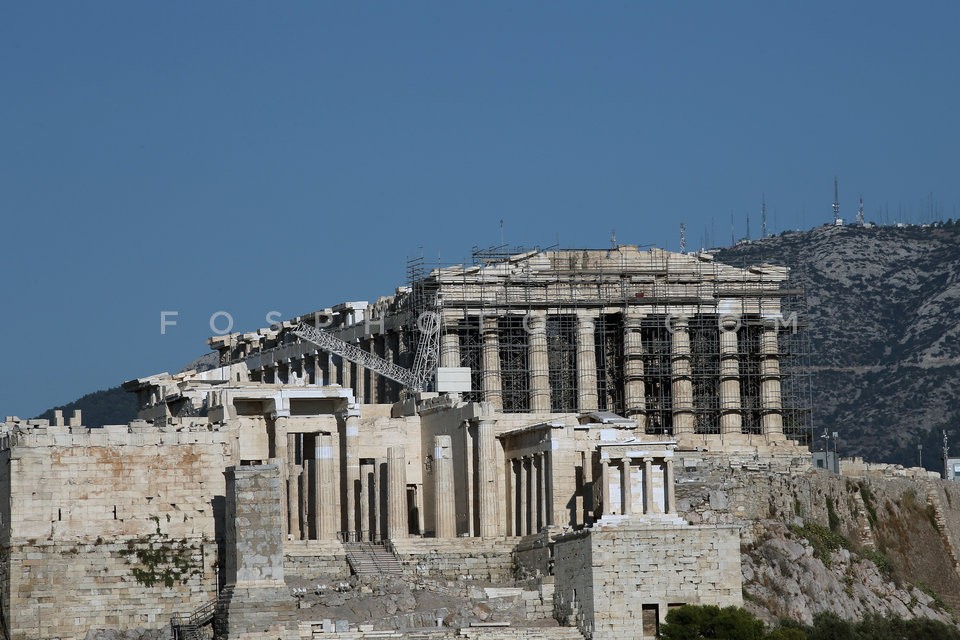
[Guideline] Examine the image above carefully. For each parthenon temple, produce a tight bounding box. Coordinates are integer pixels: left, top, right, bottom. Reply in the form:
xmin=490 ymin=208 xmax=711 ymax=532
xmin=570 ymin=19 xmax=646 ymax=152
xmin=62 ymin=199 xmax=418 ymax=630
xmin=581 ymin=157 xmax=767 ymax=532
xmin=0 ymin=244 xmax=812 ymax=640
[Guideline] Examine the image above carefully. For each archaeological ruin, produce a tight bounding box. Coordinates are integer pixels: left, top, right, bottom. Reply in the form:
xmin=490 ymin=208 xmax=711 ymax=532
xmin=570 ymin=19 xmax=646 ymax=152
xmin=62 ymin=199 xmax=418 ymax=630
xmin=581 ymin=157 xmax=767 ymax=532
xmin=0 ymin=245 xmax=816 ymax=639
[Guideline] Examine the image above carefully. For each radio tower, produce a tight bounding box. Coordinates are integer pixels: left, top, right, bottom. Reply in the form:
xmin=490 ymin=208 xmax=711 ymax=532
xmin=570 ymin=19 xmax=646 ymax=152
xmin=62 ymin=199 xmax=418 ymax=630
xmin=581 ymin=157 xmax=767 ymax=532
xmin=761 ymin=194 xmax=768 ymax=238
xmin=832 ymin=176 xmax=841 ymax=224
xmin=679 ymin=222 xmax=686 ymax=253
xmin=857 ymin=196 xmax=865 ymax=226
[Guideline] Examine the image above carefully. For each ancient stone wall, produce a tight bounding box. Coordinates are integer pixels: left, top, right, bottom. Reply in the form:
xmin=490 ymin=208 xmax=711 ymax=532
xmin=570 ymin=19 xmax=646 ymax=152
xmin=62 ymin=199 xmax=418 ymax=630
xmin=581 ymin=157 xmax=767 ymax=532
xmin=0 ymin=425 xmax=230 ymax=639
xmin=553 ymin=524 xmax=742 ymax=640
xmin=284 ymin=541 xmax=350 ymax=580
xmin=390 ymin=538 xmax=521 ymax=582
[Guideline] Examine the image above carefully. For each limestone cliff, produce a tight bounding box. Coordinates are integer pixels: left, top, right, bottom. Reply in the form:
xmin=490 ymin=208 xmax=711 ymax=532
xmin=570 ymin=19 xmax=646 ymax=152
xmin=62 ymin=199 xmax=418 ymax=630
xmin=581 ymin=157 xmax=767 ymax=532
xmin=676 ymin=458 xmax=960 ymax=626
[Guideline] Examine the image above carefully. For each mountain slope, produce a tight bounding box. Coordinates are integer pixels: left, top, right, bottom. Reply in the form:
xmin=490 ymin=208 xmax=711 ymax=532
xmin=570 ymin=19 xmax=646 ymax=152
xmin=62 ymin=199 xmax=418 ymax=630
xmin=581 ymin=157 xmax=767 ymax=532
xmin=716 ymin=220 xmax=960 ymax=468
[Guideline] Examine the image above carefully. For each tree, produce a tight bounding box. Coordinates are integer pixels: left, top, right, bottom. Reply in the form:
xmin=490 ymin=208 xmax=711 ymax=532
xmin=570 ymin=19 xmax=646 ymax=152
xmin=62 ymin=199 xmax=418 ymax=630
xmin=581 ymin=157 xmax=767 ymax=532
xmin=660 ymin=604 xmax=767 ymax=640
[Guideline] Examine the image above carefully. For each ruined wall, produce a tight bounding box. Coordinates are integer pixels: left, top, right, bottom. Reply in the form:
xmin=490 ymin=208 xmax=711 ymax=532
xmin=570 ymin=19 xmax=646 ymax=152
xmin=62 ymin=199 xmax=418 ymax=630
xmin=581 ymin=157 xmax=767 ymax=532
xmin=283 ymin=541 xmax=350 ymax=580
xmin=1 ymin=425 xmax=231 ymax=639
xmin=553 ymin=524 xmax=743 ymax=640
xmin=390 ymin=538 xmax=521 ymax=582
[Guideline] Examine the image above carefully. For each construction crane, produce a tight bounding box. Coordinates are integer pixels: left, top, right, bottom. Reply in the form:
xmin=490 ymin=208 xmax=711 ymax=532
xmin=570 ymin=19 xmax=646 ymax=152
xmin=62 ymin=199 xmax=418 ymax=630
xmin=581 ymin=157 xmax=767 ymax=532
xmin=292 ymin=296 xmax=443 ymax=393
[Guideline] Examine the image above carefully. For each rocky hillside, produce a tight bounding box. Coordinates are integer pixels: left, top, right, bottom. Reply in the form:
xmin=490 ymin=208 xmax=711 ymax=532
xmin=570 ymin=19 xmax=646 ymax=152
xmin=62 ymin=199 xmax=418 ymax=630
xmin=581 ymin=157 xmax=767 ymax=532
xmin=716 ymin=220 xmax=960 ymax=469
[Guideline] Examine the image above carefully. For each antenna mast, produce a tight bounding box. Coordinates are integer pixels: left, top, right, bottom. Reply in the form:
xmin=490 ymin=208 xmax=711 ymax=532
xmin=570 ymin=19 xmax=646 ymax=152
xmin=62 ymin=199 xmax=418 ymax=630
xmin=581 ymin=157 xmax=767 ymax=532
xmin=679 ymin=222 xmax=686 ymax=253
xmin=761 ymin=194 xmax=768 ymax=237
xmin=857 ymin=196 xmax=865 ymax=226
xmin=833 ymin=176 xmax=841 ymax=224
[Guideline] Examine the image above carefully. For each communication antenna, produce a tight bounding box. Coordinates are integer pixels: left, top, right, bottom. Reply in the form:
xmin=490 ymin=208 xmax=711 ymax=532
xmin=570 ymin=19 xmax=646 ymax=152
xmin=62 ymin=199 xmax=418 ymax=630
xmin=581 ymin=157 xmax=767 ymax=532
xmin=944 ymin=429 xmax=950 ymax=479
xmin=745 ymin=213 xmax=751 ymax=240
xmin=679 ymin=222 xmax=686 ymax=253
xmin=833 ymin=176 xmax=841 ymax=224
xmin=857 ymin=197 xmax=865 ymax=226
xmin=761 ymin=194 xmax=768 ymax=237
xmin=610 ymin=229 xmax=617 ymax=249
xmin=730 ymin=212 xmax=735 ymax=245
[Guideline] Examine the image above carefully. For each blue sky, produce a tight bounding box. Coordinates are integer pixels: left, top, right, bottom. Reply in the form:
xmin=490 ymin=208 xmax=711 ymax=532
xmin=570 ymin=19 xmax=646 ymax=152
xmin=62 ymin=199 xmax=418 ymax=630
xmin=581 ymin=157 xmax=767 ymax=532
xmin=2 ymin=2 xmax=959 ymax=417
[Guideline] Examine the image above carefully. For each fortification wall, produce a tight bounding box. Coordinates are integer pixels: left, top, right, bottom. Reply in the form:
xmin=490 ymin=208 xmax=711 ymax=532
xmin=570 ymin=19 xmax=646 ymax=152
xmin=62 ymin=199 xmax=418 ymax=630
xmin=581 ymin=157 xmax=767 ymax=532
xmin=1 ymin=424 xmax=232 ymax=639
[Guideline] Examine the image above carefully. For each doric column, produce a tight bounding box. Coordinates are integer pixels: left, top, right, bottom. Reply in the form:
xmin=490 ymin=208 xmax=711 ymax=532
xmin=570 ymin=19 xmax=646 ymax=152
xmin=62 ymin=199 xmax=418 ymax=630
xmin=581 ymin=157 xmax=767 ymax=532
xmin=274 ymin=418 xmax=289 ymax=533
xmin=598 ymin=458 xmax=609 ymax=519
xmin=719 ymin=317 xmax=743 ymax=436
xmin=520 ymin=457 xmax=530 ymax=535
xmin=643 ymin=457 xmax=655 ymax=514
xmin=441 ymin=328 xmax=461 ymax=368
xmin=317 ymin=435 xmax=336 ymax=540
xmin=670 ymin=315 xmax=695 ymax=436
xmin=387 ymin=447 xmax=408 ymax=540
xmin=576 ymin=313 xmax=599 ymax=412
xmin=760 ymin=319 xmax=784 ymax=439
xmin=307 ymin=457 xmax=321 ymax=539
xmin=341 ymin=357 xmax=352 ymax=391
xmin=359 ymin=460 xmax=373 ymax=541
xmin=665 ymin=458 xmax=676 ymax=514
xmin=533 ymin=454 xmax=544 ymax=532
xmin=368 ymin=338 xmax=380 ymax=403
xmin=433 ymin=435 xmax=456 ymax=538
xmin=343 ymin=414 xmax=360 ymax=539
xmin=287 ymin=433 xmax=301 ymax=540
xmin=355 ymin=359 xmax=366 ymax=404
xmin=511 ymin=458 xmax=519 ymax=535
xmin=527 ymin=311 xmax=551 ymax=413
xmin=621 ymin=458 xmax=632 ymax=515
xmin=476 ymin=418 xmax=500 ymax=538
xmin=481 ymin=317 xmax=503 ymax=410
xmin=623 ymin=311 xmax=646 ymax=425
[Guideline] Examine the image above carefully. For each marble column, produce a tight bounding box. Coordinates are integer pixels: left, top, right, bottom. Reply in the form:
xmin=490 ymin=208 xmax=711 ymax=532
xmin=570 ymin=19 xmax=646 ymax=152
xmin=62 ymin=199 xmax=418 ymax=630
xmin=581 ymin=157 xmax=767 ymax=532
xmin=598 ymin=459 xmax=609 ymax=519
xmin=441 ymin=329 xmax=461 ymax=368
xmin=665 ymin=458 xmax=676 ymax=514
xmin=286 ymin=433 xmax=301 ymax=539
xmin=433 ymin=435 xmax=456 ymax=538
xmin=476 ymin=418 xmax=500 ymax=538
xmin=623 ymin=311 xmax=647 ymax=425
xmin=520 ymin=457 xmax=530 ymax=535
xmin=533 ymin=454 xmax=544 ymax=532
xmin=307 ymin=458 xmax=320 ymax=539
xmin=670 ymin=315 xmax=695 ymax=436
xmin=386 ymin=447 xmax=408 ymax=540
xmin=643 ymin=457 xmax=654 ymax=514
xmin=481 ymin=317 xmax=503 ymax=410
xmin=719 ymin=317 xmax=743 ymax=436
xmin=343 ymin=414 xmax=360 ymax=539
xmin=527 ymin=311 xmax=551 ymax=412
xmin=274 ymin=418 xmax=289 ymax=533
xmin=318 ymin=435 xmax=336 ymax=540
xmin=760 ymin=319 xmax=784 ymax=439
xmin=368 ymin=338 xmax=380 ymax=403
xmin=576 ymin=313 xmax=599 ymax=412
xmin=359 ymin=460 xmax=373 ymax=541
xmin=621 ymin=458 xmax=632 ymax=515
xmin=341 ymin=357 xmax=352 ymax=391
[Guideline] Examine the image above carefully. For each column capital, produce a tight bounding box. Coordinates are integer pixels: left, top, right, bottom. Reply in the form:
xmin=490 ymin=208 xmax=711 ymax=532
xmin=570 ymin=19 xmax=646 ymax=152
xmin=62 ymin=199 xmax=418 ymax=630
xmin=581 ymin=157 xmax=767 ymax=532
xmin=719 ymin=316 xmax=740 ymax=332
xmin=527 ymin=311 xmax=547 ymax=332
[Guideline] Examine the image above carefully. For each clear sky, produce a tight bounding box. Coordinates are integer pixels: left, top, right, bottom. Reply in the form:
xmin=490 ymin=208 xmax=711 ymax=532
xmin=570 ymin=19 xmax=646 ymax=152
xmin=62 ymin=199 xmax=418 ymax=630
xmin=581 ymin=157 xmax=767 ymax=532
xmin=2 ymin=2 xmax=959 ymax=418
